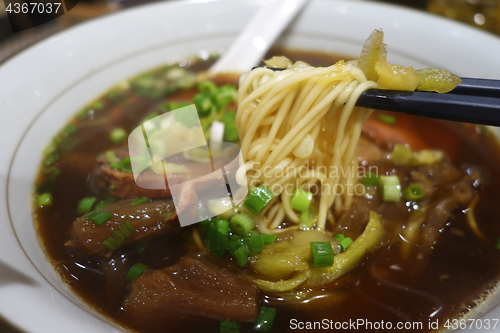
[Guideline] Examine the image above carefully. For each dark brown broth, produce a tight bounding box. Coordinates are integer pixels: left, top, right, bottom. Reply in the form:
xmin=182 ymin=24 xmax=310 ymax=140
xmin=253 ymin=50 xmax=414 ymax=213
xmin=34 ymin=50 xmax=500 ymax=332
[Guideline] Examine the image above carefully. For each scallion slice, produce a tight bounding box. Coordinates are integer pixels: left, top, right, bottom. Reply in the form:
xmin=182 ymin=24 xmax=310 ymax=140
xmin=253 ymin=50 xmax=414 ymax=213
xmin=119 ymin=157 xmax=133 ymax=173
xmin=205 ymin=224 xmax=228 ymax=259
xmin=253 ymin=307 xmax=276 ymax=332
xmin=220 ymin=320 xmax=240 ymax=333
xmin=234 ymin=245 xmax=248 ymax=267
xmin=243 ymin=185 xmax=274 ymax=215
xmin=43 ymin=166 xmax=61 ymax=178
xmin=362 ymin=172 xmax=379 ymax=188
xmin=379 ymin=175 xmax=401 ymax=202
xmin=496 ymin=237 xmax=500 ymax=250
xmin=339 ymin=237 xmax=353 ymax=251
xmin=228 ymin=238 xmax=245 ymax=255
xmin=126 ymin=263 xmax=148 ymax=283
xmin=290 ymin=189 xmax=313 ymax=212
xmin=77 ymin=197 xmax=97 ymax=215
xmin=130 ymin=198 xmax=149 ymax=206
xmin=262 ymin=234 xmax=277 ymax=244
xmin=38 ymin=193 xmax=53 ymax=208
xmin=102 ymin=220 xmax=135 ymax=250
xmin=221 ymin=112 xmax=239 ymax=143
xmin=198 ymin=81 xmax=219 ymax=96
xmin=63 ymin=124 xmax=77 ymax=135
xmin=311 ymin=241 xmax=334 ymax=268
xmin=334 ymin=233 xmax=345 ymax=242
xmin=230 ymin=213 xmax=255 ymax=236
xmin=216 ymin=219 xmax=230 ymax=236
xmin=86 ymin=209 xmax=113 ymax=226
xmin=193 ymin=93 xmax=213 ymax=117
xmin=378 ymin=114 xmax=396 ymax=125
xmin=403 ymin=184 xmax=425 ymax=200
xmin=247 ymin=235 xmax=265 ymax=256
xmin=43 ymin=152 xmax=59 ymax=166
xmin=110 ymin=128 xmax=127 ymax=144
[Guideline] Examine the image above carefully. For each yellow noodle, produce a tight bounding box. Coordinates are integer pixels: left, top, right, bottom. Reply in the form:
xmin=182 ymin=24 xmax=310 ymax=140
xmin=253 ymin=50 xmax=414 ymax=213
xmin=237 ymin=60 xmax=376 ymax=231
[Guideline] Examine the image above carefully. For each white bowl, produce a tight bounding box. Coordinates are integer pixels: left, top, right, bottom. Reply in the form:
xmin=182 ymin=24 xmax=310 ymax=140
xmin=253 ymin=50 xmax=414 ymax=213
xmin=1 ymin=0 xmax=500 ymax=332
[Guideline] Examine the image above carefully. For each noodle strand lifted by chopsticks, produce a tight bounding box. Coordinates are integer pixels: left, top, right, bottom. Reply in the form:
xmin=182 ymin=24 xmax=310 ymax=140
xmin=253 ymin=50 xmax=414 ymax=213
xmin=236 ymin=60 xmax=377 ymax=230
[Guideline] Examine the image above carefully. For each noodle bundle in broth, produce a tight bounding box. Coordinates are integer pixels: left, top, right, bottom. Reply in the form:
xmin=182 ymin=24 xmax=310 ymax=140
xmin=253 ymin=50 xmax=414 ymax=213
xmin=237 ymin=57 xmax=377 ymax=230
xmin=32 ymin=30 xmax=500 ymax=333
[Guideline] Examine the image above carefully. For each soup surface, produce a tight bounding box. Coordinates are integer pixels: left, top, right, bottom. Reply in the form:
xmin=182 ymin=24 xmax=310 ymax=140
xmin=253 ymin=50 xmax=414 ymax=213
xmin=34 ymin=50 xmax=500 ymax=333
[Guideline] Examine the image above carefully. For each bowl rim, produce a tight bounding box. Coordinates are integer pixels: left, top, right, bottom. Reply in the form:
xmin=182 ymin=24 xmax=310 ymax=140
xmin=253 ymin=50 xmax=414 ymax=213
xmin=2 ymin=0 xmax=500 ymax=332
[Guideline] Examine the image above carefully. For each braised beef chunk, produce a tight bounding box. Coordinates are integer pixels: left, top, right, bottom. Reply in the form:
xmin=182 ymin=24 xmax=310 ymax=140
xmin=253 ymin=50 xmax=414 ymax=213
xmin=68 ymin=199 xmax=179 ymax=256
xmin=94 ymin=163 xmax=174 ymax=198
xmin=122 ymin=254 xmax=258 ymax=326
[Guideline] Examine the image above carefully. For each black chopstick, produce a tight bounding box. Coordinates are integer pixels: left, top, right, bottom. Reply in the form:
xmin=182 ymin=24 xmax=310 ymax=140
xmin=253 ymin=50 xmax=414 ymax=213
xmin=255 ymin=67 xmax=500 ymax=127
xmin=356 ymin=89 xmax=500 ymax=127
xmin=450 ymin=77 xmax=500 ymax=97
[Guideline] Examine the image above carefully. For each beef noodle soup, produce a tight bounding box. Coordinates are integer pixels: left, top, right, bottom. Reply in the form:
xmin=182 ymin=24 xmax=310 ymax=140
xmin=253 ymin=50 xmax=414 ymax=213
xmin=33 ymin=37 xmax=500 ymax=333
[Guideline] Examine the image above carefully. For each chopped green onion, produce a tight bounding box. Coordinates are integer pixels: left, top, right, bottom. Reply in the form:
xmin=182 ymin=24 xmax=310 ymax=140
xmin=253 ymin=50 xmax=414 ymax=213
xmin=102 ymin=220 xmax=135 ymax=250
xmin=377 ymin=114 xmax=396 ymax=125
xmin=63 ymin=124 xmax=77 ymax=135
xmin=253 ymin=307 xmax=276 ymax=332
xmin=193 ymin=93 xmax=213 ymax=117
xmin=220 ymin=320 xmax=240 ymax=333
xmin=38 ymin=193 xmax=53 ymax=208
xmin=216 ymin=219 xmax=230 ymax=236
xmin=110 ymin=128 xmax=127 ymax=144
xmin=247 ymin=235 xmax=265 ymax=256
xmin=130 ymin=198 xmax=149 ymax=206
xmin=199 ymin=81 xmax=219 ymax=96
xmin=243 ymin=185 xmax=274 ymax=215
xmin=43 ymin=166 xmax=61 ymax=178
xmin=43 ymin=143 xmax=57 ymax=155
xmin=311 ymin=241 xmax=334 ymax=268
xmin=77 ymin=197 xmax=97 ymax=215
xmin=496 ymin=237 xmax=500 ymax=250
xmin=126 ymin=263 xmax=148 ymax=283
xmin=362 ymin=172 xmax=379 ymax=188
xmin=109 ymin=185 xmax=115 ymax=190
xmin=221 ymin=112 xmax=239 ymax=142
xmin=339 ymin=237 xmax=353 ymax=251
xmin=118 ymin=157 xmax=133 ymax=173
xmin=85 ymin=209 xmax=113 ymax=226
xmin=228 ymin=239 xmax=245 ymax=255
xmin=205 ymin=224 xmax=228 ymax=259
xmin=334 ymin=233 xmax=345 ymax=242
xmin=216 ymin=84 xmax=237 ymax=103
xmin=230 ymin=213 xmax=255 ymax=236
xmin=164 ymin=212 xmax=173 ymax=219
xmin=43 ymin=152 xmax=59 ymax=166
xmin=403 ymin=184 xmax=425 ymax=200
xmin=92 ymin=100 xmax=105 ymax=110
xmin=299 ymin=208 xmax=314 ymax=230
xmin=262 ymin=234 xmax=277 ymax=244
xmin=379 ymin=175 xmax=401 ymax=202
xmin=248 ymin=230 xmax=260 ymax=238
xmin=290 ymin=189 xmax=313 ymax=212
xmin=234 ymin=245 xmax=248 ymax=267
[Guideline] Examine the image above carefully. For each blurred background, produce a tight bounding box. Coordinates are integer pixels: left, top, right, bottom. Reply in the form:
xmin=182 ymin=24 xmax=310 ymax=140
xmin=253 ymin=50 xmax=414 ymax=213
xmin=0 ymin=0 xmax=499 ymax=64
